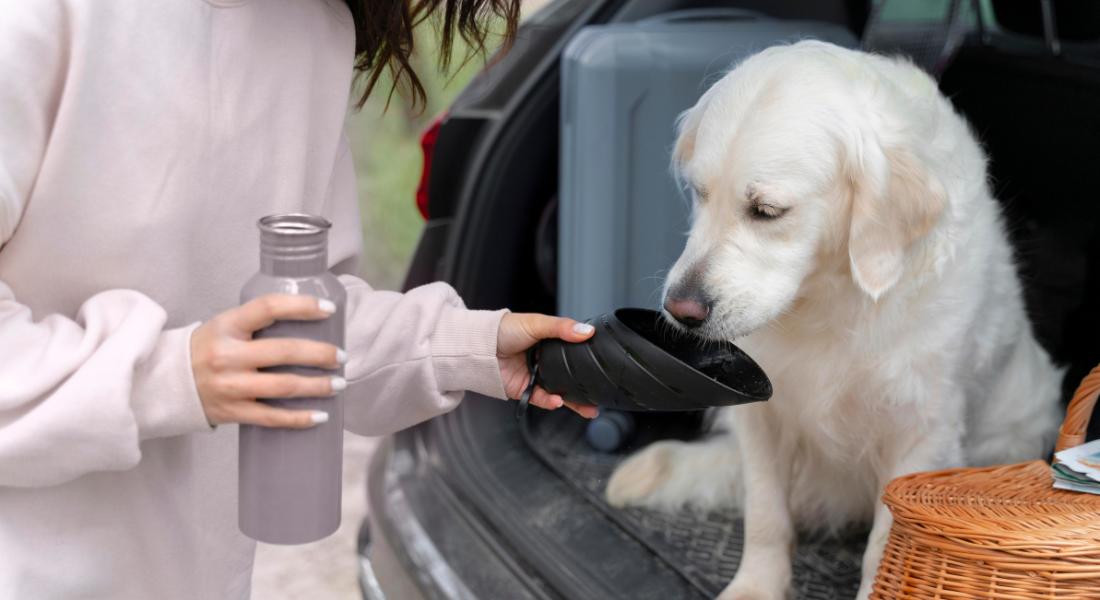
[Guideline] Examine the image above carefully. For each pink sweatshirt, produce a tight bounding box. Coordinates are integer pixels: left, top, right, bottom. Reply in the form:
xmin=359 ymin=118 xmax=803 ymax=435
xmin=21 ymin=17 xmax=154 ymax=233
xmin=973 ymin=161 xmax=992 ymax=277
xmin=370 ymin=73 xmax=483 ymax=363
xmin=0 ymin=1 xmax=508 ymax=598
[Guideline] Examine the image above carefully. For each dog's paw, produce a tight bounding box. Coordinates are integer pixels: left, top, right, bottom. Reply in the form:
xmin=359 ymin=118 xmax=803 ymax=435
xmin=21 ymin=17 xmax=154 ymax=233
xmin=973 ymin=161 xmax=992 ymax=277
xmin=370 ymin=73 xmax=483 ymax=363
xmin=605 ymin=441 xmax=679 ymax=509
xmin=715 ymin=578 xmax=788 ymax=600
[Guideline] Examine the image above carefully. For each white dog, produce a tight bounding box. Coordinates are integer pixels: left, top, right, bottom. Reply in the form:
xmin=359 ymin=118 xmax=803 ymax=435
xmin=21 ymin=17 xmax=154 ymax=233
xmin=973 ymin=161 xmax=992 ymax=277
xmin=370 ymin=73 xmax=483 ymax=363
xmin=605 ymin=41 xmax=1062 ymax=600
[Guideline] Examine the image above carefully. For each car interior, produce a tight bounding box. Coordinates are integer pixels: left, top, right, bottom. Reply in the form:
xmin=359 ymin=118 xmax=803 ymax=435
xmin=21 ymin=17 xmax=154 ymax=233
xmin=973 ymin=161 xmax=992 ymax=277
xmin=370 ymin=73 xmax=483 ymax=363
xmin=372 ymin=1 xmax=1100 ymax=598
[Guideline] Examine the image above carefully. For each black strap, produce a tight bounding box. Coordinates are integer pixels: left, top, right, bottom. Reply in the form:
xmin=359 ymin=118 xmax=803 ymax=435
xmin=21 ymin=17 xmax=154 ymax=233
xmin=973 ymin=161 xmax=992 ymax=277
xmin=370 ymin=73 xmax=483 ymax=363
xmin=515 ymin=347 xmax=539 ymax=421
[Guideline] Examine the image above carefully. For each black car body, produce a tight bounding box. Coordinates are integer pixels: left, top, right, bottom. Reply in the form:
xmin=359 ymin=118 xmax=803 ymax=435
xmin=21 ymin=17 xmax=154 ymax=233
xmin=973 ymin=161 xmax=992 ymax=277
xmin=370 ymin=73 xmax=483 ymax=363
xmin=360 ymin=1 xmax=1100 ymax=598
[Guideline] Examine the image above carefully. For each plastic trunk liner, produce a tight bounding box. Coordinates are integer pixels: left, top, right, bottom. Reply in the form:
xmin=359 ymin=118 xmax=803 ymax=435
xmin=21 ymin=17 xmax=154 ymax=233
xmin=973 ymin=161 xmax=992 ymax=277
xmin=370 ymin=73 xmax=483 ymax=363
xmin=524 ymin=409 xmax=867 ymax=599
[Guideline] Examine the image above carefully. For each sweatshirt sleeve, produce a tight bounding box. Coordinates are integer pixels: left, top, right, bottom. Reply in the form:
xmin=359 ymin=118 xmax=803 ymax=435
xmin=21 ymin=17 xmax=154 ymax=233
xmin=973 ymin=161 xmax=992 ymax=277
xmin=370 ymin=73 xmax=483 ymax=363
xmin=0 ymin=2 xmax=213 ymax=488
xmin=0 ymin=285 xmax=214 ymax=488
xmin=338 ymin=275 xmax=509 ymax=437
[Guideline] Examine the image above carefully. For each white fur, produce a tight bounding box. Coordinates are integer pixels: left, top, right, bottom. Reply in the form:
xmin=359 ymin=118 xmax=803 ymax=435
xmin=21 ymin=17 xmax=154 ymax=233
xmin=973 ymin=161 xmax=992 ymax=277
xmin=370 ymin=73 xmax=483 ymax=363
xmin=605 ymin=41 xmax=1062 ymax=600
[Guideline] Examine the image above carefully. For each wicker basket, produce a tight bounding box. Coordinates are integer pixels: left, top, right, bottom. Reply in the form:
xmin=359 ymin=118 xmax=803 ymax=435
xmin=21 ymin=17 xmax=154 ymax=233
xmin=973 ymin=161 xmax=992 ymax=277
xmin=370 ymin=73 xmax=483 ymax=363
xmin=869 ymin=364 xmax=1100 ymax=599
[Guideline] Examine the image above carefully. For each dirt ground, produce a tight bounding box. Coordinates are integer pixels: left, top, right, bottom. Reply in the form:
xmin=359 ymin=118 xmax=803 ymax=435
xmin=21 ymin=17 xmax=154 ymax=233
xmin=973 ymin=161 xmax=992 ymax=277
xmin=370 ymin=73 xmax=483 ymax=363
xmin=251 ymin=433 xmax=379 ymax=600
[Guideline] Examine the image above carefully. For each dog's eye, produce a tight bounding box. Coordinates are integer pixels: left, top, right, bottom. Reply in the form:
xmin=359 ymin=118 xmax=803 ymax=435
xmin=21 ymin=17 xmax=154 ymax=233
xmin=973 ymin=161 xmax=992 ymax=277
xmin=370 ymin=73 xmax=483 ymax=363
xmin=748 ymin=202 xmax=787 ymax=220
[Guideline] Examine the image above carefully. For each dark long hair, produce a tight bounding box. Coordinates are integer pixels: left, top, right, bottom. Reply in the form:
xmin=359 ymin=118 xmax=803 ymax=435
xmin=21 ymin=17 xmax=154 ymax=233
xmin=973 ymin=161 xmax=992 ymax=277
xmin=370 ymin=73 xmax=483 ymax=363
xmin=342 ymin=0 xmax=521 ymax=109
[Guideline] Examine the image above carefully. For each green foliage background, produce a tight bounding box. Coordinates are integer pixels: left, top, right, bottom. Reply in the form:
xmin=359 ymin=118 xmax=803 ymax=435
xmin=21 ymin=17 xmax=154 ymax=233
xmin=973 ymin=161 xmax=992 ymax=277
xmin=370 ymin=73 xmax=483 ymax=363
xmin=348 ymin=19 xmax=506 ymax=289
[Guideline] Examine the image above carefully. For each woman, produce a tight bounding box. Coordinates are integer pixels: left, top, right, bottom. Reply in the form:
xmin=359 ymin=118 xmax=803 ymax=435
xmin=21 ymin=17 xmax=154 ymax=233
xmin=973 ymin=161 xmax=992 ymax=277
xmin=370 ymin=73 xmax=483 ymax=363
xmin=0 ymin=1 xmax=591 ymax=598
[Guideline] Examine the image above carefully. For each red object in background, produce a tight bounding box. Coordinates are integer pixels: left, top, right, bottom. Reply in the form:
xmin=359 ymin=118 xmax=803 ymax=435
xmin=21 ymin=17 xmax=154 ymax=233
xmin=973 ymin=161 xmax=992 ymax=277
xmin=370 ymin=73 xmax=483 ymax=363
xmin=415 ymin=113 xmax=446 ymax=220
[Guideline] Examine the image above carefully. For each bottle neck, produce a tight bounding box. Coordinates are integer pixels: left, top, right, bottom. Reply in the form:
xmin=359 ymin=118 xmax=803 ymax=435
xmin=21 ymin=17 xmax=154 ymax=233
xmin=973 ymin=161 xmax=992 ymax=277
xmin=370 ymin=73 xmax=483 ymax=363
xmin=257 ymin=214 xmax=331 ymax=277
xmin=260 ymin=248 xmax=328 ymax=277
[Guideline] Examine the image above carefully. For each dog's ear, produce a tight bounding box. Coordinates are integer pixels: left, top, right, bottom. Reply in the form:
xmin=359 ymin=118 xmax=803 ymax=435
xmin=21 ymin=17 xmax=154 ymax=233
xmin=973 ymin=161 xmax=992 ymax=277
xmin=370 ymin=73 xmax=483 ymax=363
xmin=673 ymin=106 xmax=703 ymax=167
xmin=847 ymin=143 xmax=945 ymax=300
xmin=672 ymin=84 xmax=719 ymax=169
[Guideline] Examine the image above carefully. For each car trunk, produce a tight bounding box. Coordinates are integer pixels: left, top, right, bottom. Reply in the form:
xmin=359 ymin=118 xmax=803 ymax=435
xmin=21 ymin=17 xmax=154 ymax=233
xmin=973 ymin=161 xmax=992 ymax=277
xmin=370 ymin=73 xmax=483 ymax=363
xmin=376 ymin=3 xmax=1100 ymax=599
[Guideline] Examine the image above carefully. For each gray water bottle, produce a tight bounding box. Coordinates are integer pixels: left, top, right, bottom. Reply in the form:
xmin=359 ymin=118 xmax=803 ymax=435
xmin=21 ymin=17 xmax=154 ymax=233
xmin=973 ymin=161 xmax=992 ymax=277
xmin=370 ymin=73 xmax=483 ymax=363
xmin=238 ymin=213 xmax=346 ymax=544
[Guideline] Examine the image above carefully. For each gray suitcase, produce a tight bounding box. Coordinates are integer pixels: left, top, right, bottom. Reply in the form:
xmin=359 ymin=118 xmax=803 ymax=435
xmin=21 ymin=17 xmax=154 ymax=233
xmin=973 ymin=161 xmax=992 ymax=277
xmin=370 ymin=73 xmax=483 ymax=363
xmin=559 ymin=9 xmax=856 ymax=319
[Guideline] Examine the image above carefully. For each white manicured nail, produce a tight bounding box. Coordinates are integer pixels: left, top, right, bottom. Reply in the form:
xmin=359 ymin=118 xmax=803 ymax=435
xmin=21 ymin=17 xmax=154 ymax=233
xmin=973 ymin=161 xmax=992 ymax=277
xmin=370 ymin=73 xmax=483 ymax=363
xmin=318 ymin=299 xmax=337 ymax=314
xmin=330 ymin=376 xmax=347 ymax=393
xmin=573 ymin=322 xmax=595 ymax=335
xmin=336 ymin=348 xmax=348 ymax=364
xmin=310 ymin=411 xmax=330 ymax=425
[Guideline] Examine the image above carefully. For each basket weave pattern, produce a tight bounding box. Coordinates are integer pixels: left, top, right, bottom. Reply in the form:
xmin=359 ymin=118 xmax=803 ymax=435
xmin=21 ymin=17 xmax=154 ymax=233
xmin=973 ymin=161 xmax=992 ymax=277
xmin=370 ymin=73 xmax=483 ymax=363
xmin=870 ymin=365 xmax=1100 ymax=599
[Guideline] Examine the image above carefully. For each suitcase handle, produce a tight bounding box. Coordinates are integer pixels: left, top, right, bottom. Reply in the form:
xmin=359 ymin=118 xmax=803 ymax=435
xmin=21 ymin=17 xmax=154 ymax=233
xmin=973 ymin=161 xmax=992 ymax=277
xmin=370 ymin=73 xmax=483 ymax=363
xmin=639 ymin=8 xmax=762 ymax=26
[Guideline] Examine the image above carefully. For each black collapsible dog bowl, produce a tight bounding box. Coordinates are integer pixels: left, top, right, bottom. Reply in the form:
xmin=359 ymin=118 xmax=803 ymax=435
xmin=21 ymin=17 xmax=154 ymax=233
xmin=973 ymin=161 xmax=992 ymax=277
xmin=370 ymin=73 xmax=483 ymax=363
xmin=533 ymin=308 xmax=772 ymax=411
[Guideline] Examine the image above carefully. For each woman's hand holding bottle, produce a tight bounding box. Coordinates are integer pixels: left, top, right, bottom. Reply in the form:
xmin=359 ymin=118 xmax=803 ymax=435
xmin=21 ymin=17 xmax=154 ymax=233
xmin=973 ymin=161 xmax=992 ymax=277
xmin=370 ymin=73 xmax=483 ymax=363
xmin=191 ymin=294 xmax=344 ymax=429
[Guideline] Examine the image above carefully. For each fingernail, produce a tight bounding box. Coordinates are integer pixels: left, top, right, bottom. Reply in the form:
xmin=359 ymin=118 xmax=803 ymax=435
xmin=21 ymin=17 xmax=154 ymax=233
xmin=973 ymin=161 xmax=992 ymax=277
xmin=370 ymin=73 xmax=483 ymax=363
xmin=330 ymin=376 xmax=347 ymax=393
xmin=573 ymin=322 xmax=595 ymax=335
xmin=336 ymin=348 xmax=348 ymax=364
xmin=310 ymin=411 xmax=330 ymax=425
xmin=318 ymin=299 xmax=337 ymax=314
xmin=553 ymin=397 xmax=564 ymax=408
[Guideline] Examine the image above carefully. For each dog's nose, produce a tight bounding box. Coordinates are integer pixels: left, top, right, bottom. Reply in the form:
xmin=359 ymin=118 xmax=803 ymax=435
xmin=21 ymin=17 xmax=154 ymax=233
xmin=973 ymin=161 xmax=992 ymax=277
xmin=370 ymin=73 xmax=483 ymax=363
xmin=664 ymin=296 xmax=711 ymax=329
